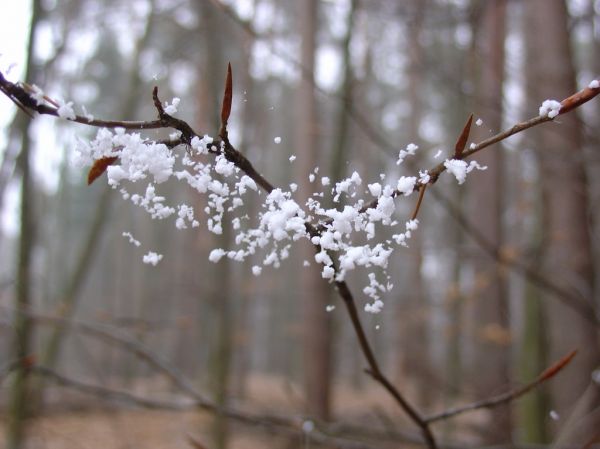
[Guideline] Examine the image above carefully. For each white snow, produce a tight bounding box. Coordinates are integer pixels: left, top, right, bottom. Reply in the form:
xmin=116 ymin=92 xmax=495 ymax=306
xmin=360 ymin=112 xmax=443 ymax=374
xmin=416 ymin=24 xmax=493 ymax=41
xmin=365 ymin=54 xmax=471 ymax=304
xmin=539 ymin=99 xmax=562 ymax=118
xmin=396 ymin=176 xmax=417 ymax=196
xmin=164 ymin=97 xmax=180 ymax=115
xmin=122 ymin=232 xmax=141 ymax=247
xmin=444 ymin=159 xmax=487 ymax=184
xmin=57 ymin=98 xmax=76 ymax=120
xmin=142 ymin=251 xmax=163 ymax=266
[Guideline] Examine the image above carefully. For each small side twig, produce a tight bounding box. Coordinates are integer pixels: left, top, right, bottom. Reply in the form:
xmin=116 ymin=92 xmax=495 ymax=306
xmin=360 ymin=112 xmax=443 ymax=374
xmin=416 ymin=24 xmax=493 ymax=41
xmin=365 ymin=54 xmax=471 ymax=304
xmin=424 ymin=350 xmax=577 ymax=424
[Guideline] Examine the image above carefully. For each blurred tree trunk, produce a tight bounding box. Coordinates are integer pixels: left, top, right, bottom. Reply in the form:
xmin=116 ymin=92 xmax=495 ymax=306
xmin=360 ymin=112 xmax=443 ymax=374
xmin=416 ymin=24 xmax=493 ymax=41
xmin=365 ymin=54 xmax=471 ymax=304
xmin=397 ymin=0 xmax=431 ymax=409
xmin=197 ymin=4 xmax=234 ymax=448
xmin=34 ymin=7 xmax=154 ymax=399
xmin=519 ymin=221 xmax=549 ymax=443
xmin=296 ymin=0 xmax=332 ymax=421
xmin=524 ymin=1 xmax=600 ymax=444
xmin=7 ymin=2 xmax=42 ymax=448
xmin=468 ymin=0 xmax=512 ymax=444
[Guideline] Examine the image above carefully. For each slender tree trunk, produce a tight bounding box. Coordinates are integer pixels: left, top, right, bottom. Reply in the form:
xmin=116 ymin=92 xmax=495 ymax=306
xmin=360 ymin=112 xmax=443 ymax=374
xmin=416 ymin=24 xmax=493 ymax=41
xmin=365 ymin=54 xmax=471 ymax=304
xmin=397 ymin=0 xmax=432 ymax=409
xmin=7 ymin=2 xmax=42 ymax=448
xmin=468 ymin=0 xmax=512 ymax=444
xmin=196 ymin=4 xmax=234 ymax=447
xmin=525 ymin=1 xmax=600 ymax=444
xmin=296 ymin=0 xmax=332 ymax=420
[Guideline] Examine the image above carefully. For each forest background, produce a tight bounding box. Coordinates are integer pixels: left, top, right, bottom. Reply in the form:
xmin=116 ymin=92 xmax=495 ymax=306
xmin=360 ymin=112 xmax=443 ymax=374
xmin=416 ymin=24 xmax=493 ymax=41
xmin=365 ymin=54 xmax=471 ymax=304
xmin=1 ymin=1 xmax=600 ymax=448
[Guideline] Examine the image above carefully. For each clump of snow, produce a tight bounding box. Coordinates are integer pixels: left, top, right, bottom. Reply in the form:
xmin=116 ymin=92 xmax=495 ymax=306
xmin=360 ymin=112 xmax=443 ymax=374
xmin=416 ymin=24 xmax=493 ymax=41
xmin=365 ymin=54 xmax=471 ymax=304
xmin=274 ymin=136 xmax=282 ymax=144
xmin=433 ymin=149 xmax=443 ymax=159
xmin=589 ymin=79 xmax=599 ymax=89
xmin=289 ymin=155 xmax=296 ymax=162
xmin=209 ymin=249 xmax=226 ymax=263
xmin=444 ymin=159 xmax=487 ymax=184
xmin=326 ymin=305 xmax=335 ymax=312
xmin=368 ymin=183 xmax=381 ymax=197
xmin=396 ymin=176 xmax=416 ymax=196
xmin=539 ymin=99 xmax=562 ymax=119
xmin=475 ymin=118 xmax=483 ymax=126
xmin=397 ymin=143 xmax=419 ymax=165
xmin=122 ymin=232 xmax=141 ymax=247
xmin=164 ymin=97 xmax=180 ymax=115
xmin=143 ymin=252 xmax=163 ymax=266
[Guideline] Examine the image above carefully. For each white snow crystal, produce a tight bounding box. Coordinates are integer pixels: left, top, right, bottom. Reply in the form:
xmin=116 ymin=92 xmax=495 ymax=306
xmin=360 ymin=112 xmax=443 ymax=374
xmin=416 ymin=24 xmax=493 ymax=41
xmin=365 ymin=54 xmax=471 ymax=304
xmin=444 ymin=159 xmax=487 ymax=184
xmin=57 ymin=98 xmax=76 ymax=120
xmin=397 ymin=143 xmax=419 ymax=165
xmin=433 ymin=149 xmax=442 ymax=159
xmin=274 ymin=136 xmax=282 ymax=144
xmin=122 ymin=232 xmax=141 ymax=247
xmin=539 ymin=99 xmax=562 ymax=119
xmin=321 ymin=177 xmax=330 ymax=186
xmin=365 ymin=300 xmax=384 ymax=314
xmin=326 ymin=305 xmax=336 ymax=312
xmin=368 ymin=183 xmax=382 ymax=197
xmin=29 ymin=84 xmax=45 ymax=105
xmin=396 ymin=176 xmax=417 ymax=196
xmin=164 ymin=97 xmax=180 ymax=115
xmin=589 ymin=79 xmax=599 ymax=89
xmin=475 ymin=118 xmax=483 ymax=126
xmin=142 ymin=252 xmax=163 ymax=266
xmin=252 ymin=265 xmax=262 ymax=276
xmin=322 ymin=266 xmax=335 ymax=279
xmin=289 ymin=155 xmax=296 ymax=162
xmin=209 ymin=249 xmax=226 ymax=263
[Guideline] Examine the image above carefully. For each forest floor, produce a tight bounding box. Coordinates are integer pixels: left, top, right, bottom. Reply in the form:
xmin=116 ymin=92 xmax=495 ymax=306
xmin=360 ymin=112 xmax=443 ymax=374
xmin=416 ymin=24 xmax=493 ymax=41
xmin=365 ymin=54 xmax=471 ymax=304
xmin=0 ymin=373 xmax=464 ymax=449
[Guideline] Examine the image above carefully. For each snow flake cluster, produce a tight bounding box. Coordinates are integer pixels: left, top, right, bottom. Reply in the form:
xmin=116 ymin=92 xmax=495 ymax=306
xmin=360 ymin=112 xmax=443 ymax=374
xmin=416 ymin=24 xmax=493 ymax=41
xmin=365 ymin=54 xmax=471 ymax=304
xmin=76 ymin=98 xmax=490 ymax=314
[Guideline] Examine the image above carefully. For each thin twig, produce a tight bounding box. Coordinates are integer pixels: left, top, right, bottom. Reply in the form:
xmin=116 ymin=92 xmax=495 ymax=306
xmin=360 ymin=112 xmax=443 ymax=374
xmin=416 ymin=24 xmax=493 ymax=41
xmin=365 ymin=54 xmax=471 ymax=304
xmin=424 ymin=350 xmax=577 ymax=424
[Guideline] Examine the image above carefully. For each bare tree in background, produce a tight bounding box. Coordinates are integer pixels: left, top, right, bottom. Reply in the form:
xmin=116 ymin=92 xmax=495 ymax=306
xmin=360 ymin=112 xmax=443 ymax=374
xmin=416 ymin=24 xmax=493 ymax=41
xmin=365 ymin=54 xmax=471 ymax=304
xmin=525 ymin=0 xmax=600 ymax=444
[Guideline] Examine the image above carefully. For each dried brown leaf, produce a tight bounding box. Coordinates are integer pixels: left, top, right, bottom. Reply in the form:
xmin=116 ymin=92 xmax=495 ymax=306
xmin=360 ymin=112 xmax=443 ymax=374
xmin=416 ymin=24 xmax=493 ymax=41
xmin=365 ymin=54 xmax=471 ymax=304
xmin=87 ymin=156 xmax=118 ymax=185
xmin=454 ymin=114 xmax=473 ymax=158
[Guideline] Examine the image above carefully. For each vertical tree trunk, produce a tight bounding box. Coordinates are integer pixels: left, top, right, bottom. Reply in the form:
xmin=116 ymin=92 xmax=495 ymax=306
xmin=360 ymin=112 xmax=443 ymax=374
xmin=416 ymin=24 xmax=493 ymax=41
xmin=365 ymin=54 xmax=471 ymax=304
xmin=7 ymin=2 xmax=42 ymax=448
xmin=397 ymin=0 xmax=431 ymax=409
xmin=196 ymin=4 xmax=234 ymax=448
xmin=524 ymin=1 xmax=600 ymax=444
xmin=296 ymin=0 xmax=332 ymax=421
xmin=468 ymin=0 xmax=512 ymax=444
